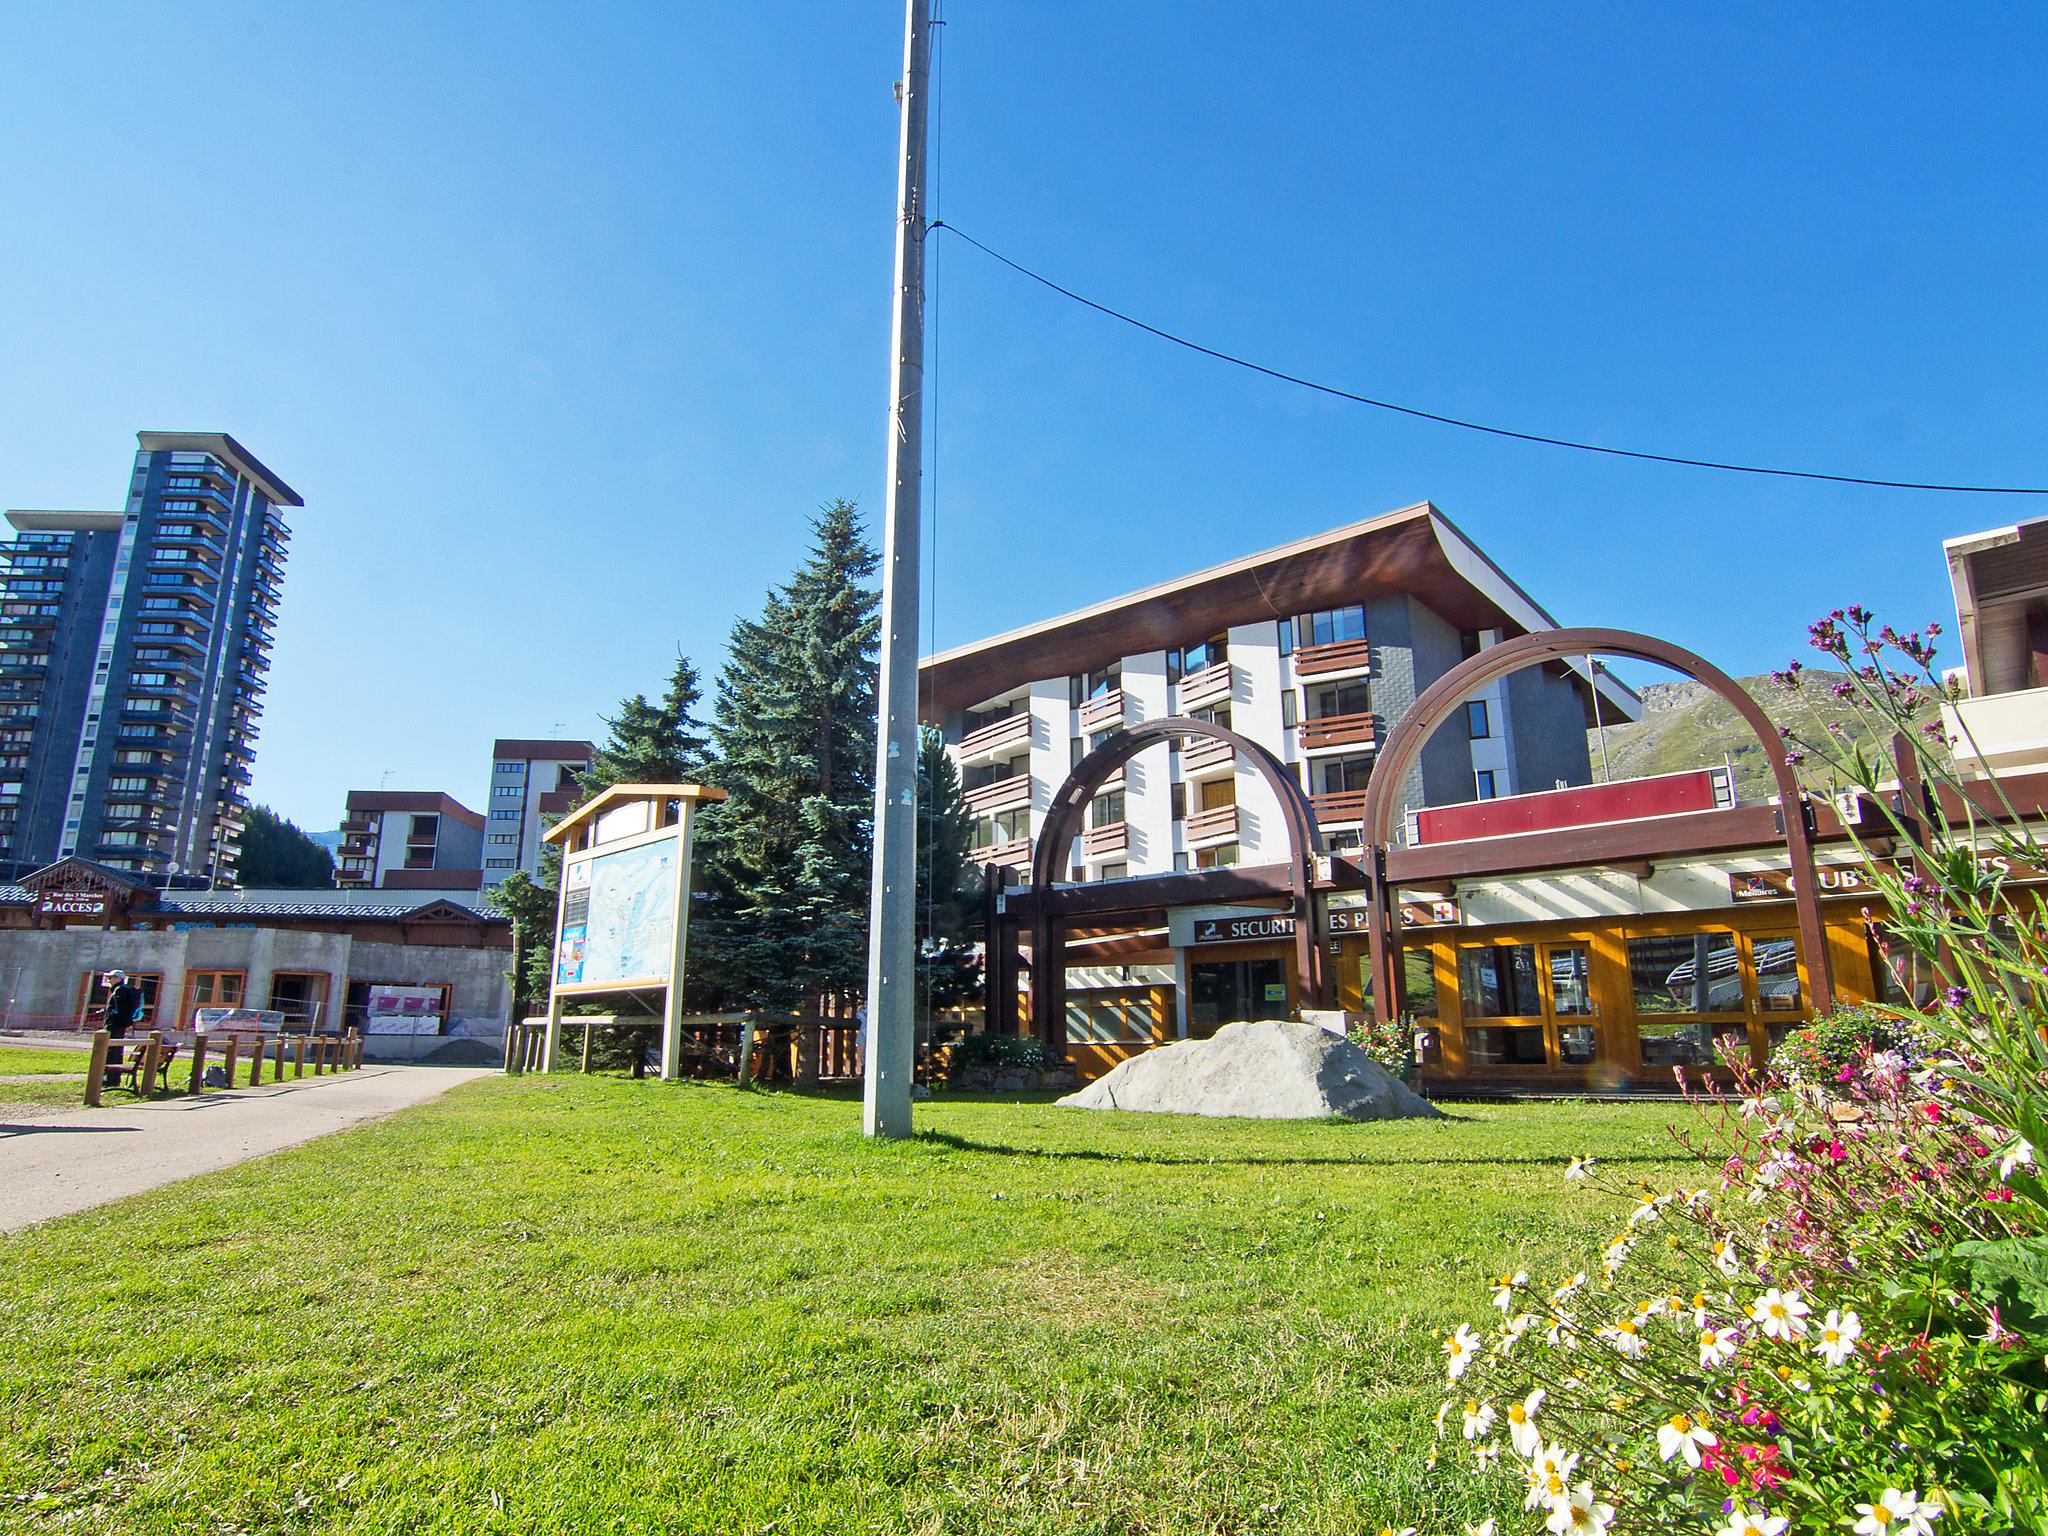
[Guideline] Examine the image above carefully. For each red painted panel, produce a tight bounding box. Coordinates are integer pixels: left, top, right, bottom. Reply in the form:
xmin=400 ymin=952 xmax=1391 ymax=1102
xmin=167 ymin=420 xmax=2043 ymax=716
xmin=1414 ymin=769 xmax=1728 ymax=845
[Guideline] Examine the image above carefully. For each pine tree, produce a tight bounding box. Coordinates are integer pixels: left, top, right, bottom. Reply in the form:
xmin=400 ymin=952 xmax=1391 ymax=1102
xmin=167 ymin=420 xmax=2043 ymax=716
xmin=236 ymin=805 xmax=336 ymax=889
xmin=696 ymin=500 xmax=880 ymax=1012
xmin=493 ymin=654 xmax=710 ymax=1019
xmin=916 ymin=728 xmax=982 ymax=1014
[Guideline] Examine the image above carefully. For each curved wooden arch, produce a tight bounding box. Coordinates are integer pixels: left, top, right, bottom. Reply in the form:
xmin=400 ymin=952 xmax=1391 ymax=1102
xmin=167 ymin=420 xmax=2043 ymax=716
xmin=1028 ymin=716 xmax=1330 ymax=1051
xmin=1357 ymin=626 xmax=1835 ymax=1024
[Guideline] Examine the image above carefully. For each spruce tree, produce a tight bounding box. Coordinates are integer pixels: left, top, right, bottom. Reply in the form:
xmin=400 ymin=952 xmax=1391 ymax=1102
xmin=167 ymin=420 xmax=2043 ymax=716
xmin=697 ymin=500 xmax=879 ymax=1012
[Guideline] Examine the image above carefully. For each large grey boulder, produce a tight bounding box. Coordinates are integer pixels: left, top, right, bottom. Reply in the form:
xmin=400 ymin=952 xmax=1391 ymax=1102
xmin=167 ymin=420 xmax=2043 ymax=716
xmin=1056 ymin=1020 xmax=1441 ymax=1121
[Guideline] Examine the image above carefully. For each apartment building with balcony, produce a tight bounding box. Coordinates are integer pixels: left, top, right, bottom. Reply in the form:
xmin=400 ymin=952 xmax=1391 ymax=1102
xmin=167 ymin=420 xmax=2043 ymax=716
xmin=0 ymin=432 xmax=297 ymax=885
xmin=481 ymin=738 xmax=592 ymax=884
xmin=335 ymin=791 xmax=487 ymax=890
xmin=924 ymin=503 xmax=1639 ymax=889
xmin=1943 ymin=513 xmax=2048 ymax=778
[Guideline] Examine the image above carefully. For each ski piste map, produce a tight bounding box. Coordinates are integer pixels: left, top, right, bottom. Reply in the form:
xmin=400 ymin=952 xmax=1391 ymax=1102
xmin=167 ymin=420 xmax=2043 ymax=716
xmin=557 ymin=837 xmax=676 ymax=988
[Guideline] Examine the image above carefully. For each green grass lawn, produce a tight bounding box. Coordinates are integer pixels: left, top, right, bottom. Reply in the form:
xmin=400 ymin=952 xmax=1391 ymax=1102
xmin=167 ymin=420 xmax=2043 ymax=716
xmin=0 ymin=1045 xmax=91 ymax=1076
xmin=0 ymin=1077 xmax=1690 ymax=1534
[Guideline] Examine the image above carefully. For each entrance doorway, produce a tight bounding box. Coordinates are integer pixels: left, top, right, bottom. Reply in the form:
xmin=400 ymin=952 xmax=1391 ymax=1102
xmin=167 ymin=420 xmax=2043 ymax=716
xmin=1457 ymin=940 xmax=1598 ymax=1070
xmin=1189 ymin=957 xmax=1288 ymax=1037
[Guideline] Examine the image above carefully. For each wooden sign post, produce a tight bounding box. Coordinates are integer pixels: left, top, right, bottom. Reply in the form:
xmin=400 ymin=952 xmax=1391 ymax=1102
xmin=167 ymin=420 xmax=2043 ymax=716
xmin=541 ymin=784 xmax=725 ymax=1082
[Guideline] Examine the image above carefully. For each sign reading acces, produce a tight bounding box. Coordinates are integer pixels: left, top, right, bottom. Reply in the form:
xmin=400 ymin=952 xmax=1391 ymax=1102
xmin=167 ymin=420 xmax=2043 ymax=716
xmin=37 ymin=890 xmax=108 ymax=919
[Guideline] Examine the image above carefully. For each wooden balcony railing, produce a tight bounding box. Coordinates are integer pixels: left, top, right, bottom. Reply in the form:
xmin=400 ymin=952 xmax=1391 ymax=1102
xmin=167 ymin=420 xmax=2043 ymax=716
xmin=967 ymin=837 xmax=1032 ymax=870
xmin=1081 ymin=820 xmax=1129 ymax=860
xmin=1078 ymin=688 xmax=1125 ymax=734
xmin=1183 ymin=803 xmax=1239 ymax=847
xmin=1181 ymin=734 xmax=1235 ymax=777
xmin=1294 ymin=636 xmax=1373 ymax=678
xmin=958 ymin=710 xmax=1031 ymax=760
xmin=1300 ymin=710 xmax=1377 ymax=752
xmin=1311 ymin=788 xmax=1369 ymax=825
xmin=962 ymin=773 xmax=1032 ymax=816
xmin=1176 ymin=659 xmax=1234 ymax=712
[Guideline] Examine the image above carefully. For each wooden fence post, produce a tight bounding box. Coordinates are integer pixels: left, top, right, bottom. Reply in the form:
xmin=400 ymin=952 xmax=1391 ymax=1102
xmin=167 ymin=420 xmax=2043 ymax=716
xmin=190 ymin=1032 xmax=209 ymax=1095
xmin=273 ymin=1034 xmax=287 ymax=1080
xmin=222 ymin=1035 xmax=239 ymax=1089
xmin=292 ymin=1035 xmax=307 ymax=1078
xmin=84 ymin=1030 xmax=110 ymax=1107
xmin=313 ymin=1037 xmax=327 ymax=1074
xmin=138 ymin=1032 xmax=163 ymax=1099
xmin=248 ymin=1036 xmax=265 ymax=1087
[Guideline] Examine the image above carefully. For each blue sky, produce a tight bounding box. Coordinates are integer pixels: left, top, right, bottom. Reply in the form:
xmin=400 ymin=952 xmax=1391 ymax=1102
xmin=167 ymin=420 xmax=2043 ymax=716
xmin=2 ymin=4 xmax=2042 ymax=832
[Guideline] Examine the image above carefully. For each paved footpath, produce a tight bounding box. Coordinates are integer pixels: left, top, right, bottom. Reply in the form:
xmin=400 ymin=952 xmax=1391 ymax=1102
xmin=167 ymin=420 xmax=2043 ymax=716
xmin=0 ymin=1066 xmax=495 ymax=1234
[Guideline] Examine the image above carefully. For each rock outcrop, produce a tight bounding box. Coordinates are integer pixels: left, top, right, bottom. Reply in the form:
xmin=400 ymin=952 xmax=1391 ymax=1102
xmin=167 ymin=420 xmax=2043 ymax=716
xmin=1056 ymin=1020 xmax=1441 ymax=1121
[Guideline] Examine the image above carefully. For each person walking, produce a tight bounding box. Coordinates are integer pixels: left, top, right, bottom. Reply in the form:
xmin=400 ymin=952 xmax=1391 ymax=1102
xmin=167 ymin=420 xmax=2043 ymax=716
xmin=100 ymin=970 xmax=146 ymax=1088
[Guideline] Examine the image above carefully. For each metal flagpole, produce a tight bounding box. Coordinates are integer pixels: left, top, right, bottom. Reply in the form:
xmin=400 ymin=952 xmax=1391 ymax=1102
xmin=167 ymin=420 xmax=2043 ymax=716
xmin=863 ymin=0 xmax=932 ymax=1140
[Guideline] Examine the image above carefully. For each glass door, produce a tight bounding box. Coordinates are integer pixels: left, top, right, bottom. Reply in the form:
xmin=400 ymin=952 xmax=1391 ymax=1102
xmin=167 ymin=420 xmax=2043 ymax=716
xmin=1544 ymin=943 xmax=1598 ymax=1067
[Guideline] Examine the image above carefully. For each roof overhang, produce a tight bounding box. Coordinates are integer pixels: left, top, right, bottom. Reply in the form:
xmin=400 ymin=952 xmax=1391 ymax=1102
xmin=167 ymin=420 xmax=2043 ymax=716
xmin=137 ymin=431 xmax=303 ymax=508
xmin=918 ymin=501 xmax=1642 ymax=724
xmin=6 ymin=509 xmax=124 ymax=533
xmin=541 ymin=783 xmax=728 ymax=845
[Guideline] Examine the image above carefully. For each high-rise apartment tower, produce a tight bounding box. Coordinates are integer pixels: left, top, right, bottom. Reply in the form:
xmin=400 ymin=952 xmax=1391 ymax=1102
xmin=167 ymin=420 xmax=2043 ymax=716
xmin=0 ymin=431 xmax=298 ymax=885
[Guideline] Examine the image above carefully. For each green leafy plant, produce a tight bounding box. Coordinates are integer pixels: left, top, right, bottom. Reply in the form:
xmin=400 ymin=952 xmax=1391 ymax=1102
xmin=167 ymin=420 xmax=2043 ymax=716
xmin=1429 ymin=609 xmax=2047 ymax=1534
xmin=1349 ymin=1015 xmax=1418 ymax=1080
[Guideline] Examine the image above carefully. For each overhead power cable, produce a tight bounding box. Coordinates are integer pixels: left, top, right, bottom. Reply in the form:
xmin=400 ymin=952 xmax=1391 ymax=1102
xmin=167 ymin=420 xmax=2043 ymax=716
xmin=927 ymin=220 xmax=2047 ymax=496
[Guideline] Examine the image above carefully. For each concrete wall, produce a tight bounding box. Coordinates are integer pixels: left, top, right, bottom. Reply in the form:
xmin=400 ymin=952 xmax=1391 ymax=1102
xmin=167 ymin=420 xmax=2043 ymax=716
xmin=0 ymin=926 xmax=510 ymax=1045
xmin=1502 ymin=662 xmax=1597 ymax=795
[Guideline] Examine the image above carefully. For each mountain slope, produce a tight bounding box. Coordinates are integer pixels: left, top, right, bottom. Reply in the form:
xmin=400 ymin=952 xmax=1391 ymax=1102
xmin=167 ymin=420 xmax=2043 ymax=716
xmin=1585 ymin=672 xmax=1939 ymax=802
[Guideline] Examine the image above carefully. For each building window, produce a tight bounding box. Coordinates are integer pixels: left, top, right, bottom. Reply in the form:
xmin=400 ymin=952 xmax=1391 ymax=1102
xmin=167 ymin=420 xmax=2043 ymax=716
xmin=1308 ymin=680 xmax=1368 ymax=721
xmin=1319 ymin=754 xmax=1374 ymax=794
xmin=1088 ymin=791 xmax=1125 ymax=829
xmin=77 ymin=971 xmax=163 ymax=1029
xmin=1466 ymin=699 xmax=1490 ymax=739
xmin=1099 ymin=862 xmax=1129 ymax=881
xmin=1174 ymin=852 xmax=1190 ymax=872
xmin=494 ymin=761 xmax=525 ymax=774
xmin=1070 ymin=737 xmax=1084 ymax=769
xmin=492 ymin=784 xmax=522 ymax=800
xmin=1194 ymin=843 xmax=1239 ymax=869
xmin=1461 ymin=629 xmax=1484 ymax=661
xmin=1296 ymin=605 xmax=1366 ymax=649
xmin=1276 ymin=619 xmax=1293 ymax=657
xmin=488 ymin=833 xmax=518 ymax=846
xmin=490 ymin=808 xmax=518 ymax=821
xmin=1475 ymin=770 xmax=1497 ymax=800
xmin=1281 ymin=689 xmax=1297 ymax=729
xmin=1071 ymin=663 xmax=1120 ymax=706
xmin=486 ymin=857 xmax=515 ymax=869
xmin=1167 ymin=634 xmax=1227 ymax=682
xmin=181 ymin=969 xmax=247 ymax=1024
xmin=1170 ymin=783 xmax=1186 ymax=821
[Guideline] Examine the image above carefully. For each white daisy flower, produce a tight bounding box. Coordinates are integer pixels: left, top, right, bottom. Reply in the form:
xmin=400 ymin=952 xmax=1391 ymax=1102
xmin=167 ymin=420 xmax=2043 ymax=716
xmin=1813 ymin=1308 xmax=1862 ymax=1367
xmin=1564 ymin=1156 xmax=1595 ymax=1181
xmin=1444 ymin=1322 xmax=1482 ymax=1380
xmin=1552 ymin=1272 xmax=1588 ymax=1302
xmin=1854 ymin=1489 xmax=1931 ymax=1536
xmin=1719 ymin=1510 xmax=1789 ymax=1536
xmin=1504 ymin=1387 xmax=1545 ymax=1457
xmin=1493 ymin=1269 xmax=1529 ymax=1313
xmin=1750 ymin=1288 xmax=1810 ymax=1342
xmin=1999 ymin=1137 xmax=2036 ymax=1181
xmin=1544 ymin=1481 xmax=1616 ymax=1536
xmin=1627 ymin=1193 xmax=1662 ymax=1227
xmin=1461 ymin=1399 xmax=1496 ymax=1441
xmin=1656 ymin=1411 xmax=1718 ymax=1466
xmin=1465 ymin=1522 xmax=1496 ymax=1536
xmin=1473 ymin=1442 xmax=1500 ymax=1470
xmin=1522 ymin=1442 xmax=1581 ymax=1510
xmin=1712 ymin=1236 xmax=1741 ymax=1277
xmin=1597 ymin=1318 xmax=1646 ymax=1358
xmin=1699 ymin=1326 xmax=1739 ymax=1367
xmin=1497 ymin=1312 xmax=1535 ymax=1355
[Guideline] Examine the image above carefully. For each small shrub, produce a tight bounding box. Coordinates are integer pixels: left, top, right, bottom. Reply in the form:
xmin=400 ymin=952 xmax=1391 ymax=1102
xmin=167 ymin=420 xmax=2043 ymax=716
xmin=1349 ymin=1015 xmax=1418 ymax=1080
xmin=1772 ymin=1005 xmax=1929 ymax=1087
xmin=944 ymin=1030 xmax=1060 ymax=1084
